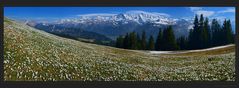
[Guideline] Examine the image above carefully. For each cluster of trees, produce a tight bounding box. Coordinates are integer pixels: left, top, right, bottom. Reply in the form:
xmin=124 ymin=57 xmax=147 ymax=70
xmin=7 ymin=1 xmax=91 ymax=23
xmin=115 ymin=31 xmax=149 ymax=50
xmin=115 ymin=26 xmax=179 ymax=50
xmin=188 ymin=14 xmax=234 ymax=50
xmin=115 ymin=14 xmax=235 ymax=51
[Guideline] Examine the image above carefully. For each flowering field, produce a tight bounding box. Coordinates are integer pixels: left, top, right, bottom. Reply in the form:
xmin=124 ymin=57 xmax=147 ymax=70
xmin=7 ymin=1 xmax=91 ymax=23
xmin=4 ymin=18 xmax=235 ymax=81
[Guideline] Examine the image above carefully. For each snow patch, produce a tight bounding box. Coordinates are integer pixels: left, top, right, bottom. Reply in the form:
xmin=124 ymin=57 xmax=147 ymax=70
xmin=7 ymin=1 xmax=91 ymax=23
xmin=149 ymin=44 xmax=234 ymax=55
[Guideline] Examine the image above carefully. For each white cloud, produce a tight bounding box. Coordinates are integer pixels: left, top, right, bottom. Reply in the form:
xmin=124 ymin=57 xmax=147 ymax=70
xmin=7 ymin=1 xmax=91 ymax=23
xmin=195 ymin=10 xmax=215 ymax=17
xmin=126 ymin=10 xmax=171 ymax=17
xmin=126 ymin=10 xmax=147 ymax=14
xmin=189 ymin=7 xmax=215 ymax=17
xmin=76 ymin=10 xmax=170 ymax=18
xmin=77 ymin=13 xmax=116 ymax=17
xmin=213 ymin=16 xmax=235 ymax=22
xmin=189 ymin=7 xmax=235 ymax=17
xmin=152 ymin=12 xmax=171 ymax=17
xmin=213 ymin=16 xmax=227 ymax=20
xmin=209 ymin=16 xmax=235 ymax=27
xmin=218 ymin=8 xmax=235 ymax=13
xmin=189 ymin=7 xmax=203 ymax=11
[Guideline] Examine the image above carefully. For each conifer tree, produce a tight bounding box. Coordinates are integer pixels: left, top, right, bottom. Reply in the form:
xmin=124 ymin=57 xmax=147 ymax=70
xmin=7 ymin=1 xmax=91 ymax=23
xmin=177 ymin=36 xmax=187 ymax=50
xmin=188 ymin=29 xmax=194 ymax=49
xmin=221 ymin=19 xmax=228 ymax=45
xmin=198 ymin=14 xmax=204 ymax=49
xmin=123 ymin=33 xmax=130 ymax=49
xmin=148 ymin=35 xmax=155 ymax=50
xmin=162 ymin=26 xmax=178 ymax=50
xmin=226 ymin=20 xmax=233 ymax=44
xmin=136 ymin=33 xmax=141 ymax=49
xmin=116 ymin=35 xmax=124 ymax=48
xmin=141 ymin=31 xmax=147 ymax=50
xmin=211 ymin=19 xmax=221 ymax=46
xmin=129 ymin=32 xmax=137 ymax=49
xmin=203 ymin=17 xmax=210 ymax=48
xmin=155 ymin=29 xmax=163 ymax=50
xmin=192 ymin=15 xmax=199 ymax=49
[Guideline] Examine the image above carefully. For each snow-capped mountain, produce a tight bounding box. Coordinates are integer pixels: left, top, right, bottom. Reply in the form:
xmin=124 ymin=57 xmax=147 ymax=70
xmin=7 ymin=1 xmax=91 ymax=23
xmin=29 ymin=11 xmax=193 ymax=40
xmin=56 ymin=10 xmax=177 ymax=25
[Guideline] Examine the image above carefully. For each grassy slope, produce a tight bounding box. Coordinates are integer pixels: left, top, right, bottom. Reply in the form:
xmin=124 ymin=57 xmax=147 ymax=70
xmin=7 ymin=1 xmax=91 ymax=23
xmin=4 ymin=18 xmax=235 ymax=81
xmin=158 ymin=45 xmax=235 ymax=56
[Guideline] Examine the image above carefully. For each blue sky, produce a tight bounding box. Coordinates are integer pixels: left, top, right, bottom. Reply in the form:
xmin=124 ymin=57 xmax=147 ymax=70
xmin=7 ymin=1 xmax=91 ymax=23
xmin=4 ymin=7 xmax=235 ymax=28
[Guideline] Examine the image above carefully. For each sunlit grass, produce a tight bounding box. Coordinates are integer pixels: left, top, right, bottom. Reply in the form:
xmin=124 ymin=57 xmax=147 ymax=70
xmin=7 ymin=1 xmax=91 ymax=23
xmin=4 ymin=18 xmax=235 ymax=81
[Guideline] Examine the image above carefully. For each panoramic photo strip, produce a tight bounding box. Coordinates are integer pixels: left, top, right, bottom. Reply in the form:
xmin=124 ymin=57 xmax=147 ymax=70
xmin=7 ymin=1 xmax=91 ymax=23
xmin=4 ymin=7 xmax=236 ymax=81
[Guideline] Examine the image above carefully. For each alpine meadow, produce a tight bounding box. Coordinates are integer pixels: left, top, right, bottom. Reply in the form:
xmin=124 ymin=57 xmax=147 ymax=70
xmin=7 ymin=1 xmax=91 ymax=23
xmin=4 ymin=7 xmax=236 ymax=81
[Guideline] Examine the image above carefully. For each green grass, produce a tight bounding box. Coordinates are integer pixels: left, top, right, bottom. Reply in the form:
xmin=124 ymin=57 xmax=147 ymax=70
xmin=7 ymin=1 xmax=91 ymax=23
xmin=4 ymin=18 xmax=236 ymax=81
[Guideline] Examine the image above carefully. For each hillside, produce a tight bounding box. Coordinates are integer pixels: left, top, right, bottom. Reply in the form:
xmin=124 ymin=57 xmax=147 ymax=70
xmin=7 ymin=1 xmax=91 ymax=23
xmin=149 ymin=44 xmax=235 ymax=56
xmin=33 ymin=24 xmax=114 ymax=45
xmin=4 ymin=18 xmax=235 ymax=81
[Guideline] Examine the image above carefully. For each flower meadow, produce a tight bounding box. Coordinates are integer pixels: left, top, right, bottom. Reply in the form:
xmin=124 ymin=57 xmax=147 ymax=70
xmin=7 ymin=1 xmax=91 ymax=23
xmin=4 ymin=18 xmax=235 ymax=81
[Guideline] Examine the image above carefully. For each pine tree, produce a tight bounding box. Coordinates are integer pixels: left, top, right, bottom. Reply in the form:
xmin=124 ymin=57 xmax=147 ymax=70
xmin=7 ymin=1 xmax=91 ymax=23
xmin=162 ymin=26 xmax=178 ymax=50
xmin=221 ymin=19 xmax=228 ymax=45
xmin=192 ymin=15 xmax=199 ymax=49
xmin=116 ymin=35 xmax=124 ymax=48
xmin=155 ymin=29 xmax=163 ymax=50
xmin=188 ymin=29 xmax=194 ymax=49
xmin=129 ymin=32 xmax=137 ymax=49
xmin=211 ymin=19 xmax=216 ymax=46
xmin=177 ymin=36 xmax=187 ymax=50
xmin=193 ymin=15 xmax=199 ymax=31
xmin=198 ymin=14 xmax=204 ymax=49
xmin=161 ymin=28 xmax=167 ymax=50
xmin=211 ymin=19 xmax=221 ymax=46
xmin=220 ymin=19 xmax=233 ymax=45
xmin=226 ymin=20 xmax=233 ymax=44
xmin=188 ymin=15 xmax=200 ymax=50
xmin=123 ymin=33 xmax=130 ymax=49
xmin=217 ymin=20 xmax=225 ymax=46
xmin=141 ymin=31 xmax=147 ymax=50
xmin=136 ymin=33 xmax=141 ymax=49
xmin=148 ymin=35 xmax=155 ymax=50
xmin=203 ymin=17 xmax=210 ymax=48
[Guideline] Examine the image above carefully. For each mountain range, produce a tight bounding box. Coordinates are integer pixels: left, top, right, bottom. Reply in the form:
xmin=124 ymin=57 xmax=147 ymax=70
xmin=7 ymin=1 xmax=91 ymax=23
xmin=26 ymin=11 xmax=199 ymax=41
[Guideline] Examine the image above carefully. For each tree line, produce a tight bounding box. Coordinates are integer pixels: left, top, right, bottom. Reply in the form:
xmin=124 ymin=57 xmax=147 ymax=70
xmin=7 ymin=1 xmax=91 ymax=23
xmin=115 ymin=14 xmax=235 ymax=51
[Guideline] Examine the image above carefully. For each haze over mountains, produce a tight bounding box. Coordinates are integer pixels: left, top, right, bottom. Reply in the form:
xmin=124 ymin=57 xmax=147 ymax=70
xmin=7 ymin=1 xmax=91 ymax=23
xmin=25 ymin=10 xmax=235 ymax=42
xmin=26 ymin=11 xmax=193 ymax=40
